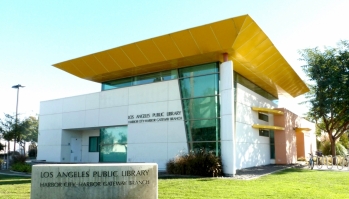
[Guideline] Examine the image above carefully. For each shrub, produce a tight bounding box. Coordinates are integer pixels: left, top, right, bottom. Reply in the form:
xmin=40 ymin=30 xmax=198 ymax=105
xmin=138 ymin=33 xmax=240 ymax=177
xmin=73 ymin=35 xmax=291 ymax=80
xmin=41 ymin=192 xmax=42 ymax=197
xmin=319 ymin=140 xmax=347 ymax=156
xmin=28 ymin=148 xmax=37 ymax=158
xmin=166 ymin=149 xmax=222 ymax=177
xmin=11 ymin=162 xmax=31 ymax=173
xmin=339 ymin=133 xmax=349 ymax=149
xmin=12 ymin=154 xmax=27 ymax=164
xmin=0 ymin=159 xmax=3 ymax=167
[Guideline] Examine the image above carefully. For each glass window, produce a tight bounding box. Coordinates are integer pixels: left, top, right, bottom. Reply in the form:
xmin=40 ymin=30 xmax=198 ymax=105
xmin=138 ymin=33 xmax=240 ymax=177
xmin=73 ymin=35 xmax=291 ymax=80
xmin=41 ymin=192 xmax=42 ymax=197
xmin=89 ymin=136 xmax=100 ymax=152
xmin=258 ymin=113 xmax=269 ymax=122
xmin=185 ymin=119 xmax=220 ymax=142
xmin=179 ymin=74 xmax=219 ymax=98
xmin=259 ymin=129 xmax=269 ymax=137
xmin=101 ymin=70 xmax=178 ymax=91
xmin=270 ymin=130 xmax=275 ymax=159
xmin=179 ymin=63 xmax=218 ymax=78
xmin=99 ymin=126 xmax=127 ymax=162
xmin=134 ymin=73 xmax=161 ymax=85
xmin=270 ymin=144 xmax=275 ymax=159
xmin=191 ymin=142 xmax=220 ymax=156
xmin=234 ymin=72 xmax=278 ymax=104
xmin=161 ymin=70 xmax=178 ymax=81
xmin=102 ymin=77 xmax=133 ymax=91
xmin=182 ymin=96 xmax=219 ymax=120
xmin=270 ymin=130 xmax=274 ymax=144
xmin=178 ymin=62 xmax=220 ymax=154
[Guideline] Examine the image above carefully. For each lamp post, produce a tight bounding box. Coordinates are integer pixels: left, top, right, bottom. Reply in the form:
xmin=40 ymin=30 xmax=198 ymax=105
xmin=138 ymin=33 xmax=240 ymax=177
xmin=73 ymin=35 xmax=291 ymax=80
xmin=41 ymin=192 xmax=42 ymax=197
xmin=10 ymin=84 xmax=24 ymax=168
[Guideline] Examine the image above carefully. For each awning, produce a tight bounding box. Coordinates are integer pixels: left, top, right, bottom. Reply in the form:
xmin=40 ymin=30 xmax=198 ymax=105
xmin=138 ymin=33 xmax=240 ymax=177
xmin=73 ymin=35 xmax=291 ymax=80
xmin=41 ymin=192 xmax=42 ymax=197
xmin=251 ymin=107 xmax=284 ymax=115
xmin=294 ymin=127 xmax=311 ymax=132
xmin=252 ymin=124 xmax=285 ymax=130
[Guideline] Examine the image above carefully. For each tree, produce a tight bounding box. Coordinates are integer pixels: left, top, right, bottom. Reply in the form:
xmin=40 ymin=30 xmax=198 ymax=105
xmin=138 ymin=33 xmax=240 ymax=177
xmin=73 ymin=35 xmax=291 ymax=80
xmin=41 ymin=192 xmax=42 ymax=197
xmin=0 ymin=114 xmax=17 ymax=153
xmin=19 ymin=116 xmax=39 ymax=154
xmin=0 ymin=142 xmax=5 ymax=151
xmin=299 ymin=40 xmax=349 ymax=158
xmin=0 ymin=114 xmax=39 ymax=154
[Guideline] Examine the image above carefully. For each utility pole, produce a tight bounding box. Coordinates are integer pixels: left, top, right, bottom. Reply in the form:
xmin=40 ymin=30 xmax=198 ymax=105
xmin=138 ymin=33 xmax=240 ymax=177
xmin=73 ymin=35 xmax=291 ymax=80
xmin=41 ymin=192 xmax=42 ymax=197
xmin=10 ymin=84 xmax=24 ymax=168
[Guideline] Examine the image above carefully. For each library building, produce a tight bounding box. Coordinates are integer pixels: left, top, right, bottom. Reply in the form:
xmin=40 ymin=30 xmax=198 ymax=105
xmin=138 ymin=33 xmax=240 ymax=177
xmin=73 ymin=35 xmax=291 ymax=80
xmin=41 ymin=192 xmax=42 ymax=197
xmin=37 ymin=15 xmax=316 ymax=176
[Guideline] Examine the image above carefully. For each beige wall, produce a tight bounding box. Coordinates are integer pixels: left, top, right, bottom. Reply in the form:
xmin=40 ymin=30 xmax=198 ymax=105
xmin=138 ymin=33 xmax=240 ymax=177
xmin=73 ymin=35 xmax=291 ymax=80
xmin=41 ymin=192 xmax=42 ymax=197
xmin=296 ymin=132 xmax=305 ymax=158
xmin=274 ymin=108 xmax=301 ymax=164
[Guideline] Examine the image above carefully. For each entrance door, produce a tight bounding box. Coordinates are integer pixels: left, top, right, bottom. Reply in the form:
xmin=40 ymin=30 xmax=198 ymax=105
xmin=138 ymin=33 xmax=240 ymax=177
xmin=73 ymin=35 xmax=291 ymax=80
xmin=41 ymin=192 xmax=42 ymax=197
xmin=70 ymin=138 xmax=82 ymax=162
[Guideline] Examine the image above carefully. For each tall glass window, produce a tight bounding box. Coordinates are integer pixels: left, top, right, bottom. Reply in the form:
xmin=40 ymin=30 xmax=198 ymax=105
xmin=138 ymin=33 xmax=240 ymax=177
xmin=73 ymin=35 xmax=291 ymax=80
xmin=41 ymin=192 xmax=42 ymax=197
xmin=178 ymin=62 xmax=220 ymax=156
xmin=180 ymin=74 xmax=219 ymax=98
xmin=182 ymin=96 xmax=219 ymax=120
xmin=99 ymin=126 xmax=127 ymax=162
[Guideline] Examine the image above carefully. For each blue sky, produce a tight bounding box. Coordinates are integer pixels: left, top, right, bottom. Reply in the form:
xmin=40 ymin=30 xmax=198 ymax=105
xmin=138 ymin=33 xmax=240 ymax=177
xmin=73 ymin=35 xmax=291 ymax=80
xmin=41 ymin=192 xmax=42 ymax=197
xmin=1 ymin=0 xmax=348 ymax=117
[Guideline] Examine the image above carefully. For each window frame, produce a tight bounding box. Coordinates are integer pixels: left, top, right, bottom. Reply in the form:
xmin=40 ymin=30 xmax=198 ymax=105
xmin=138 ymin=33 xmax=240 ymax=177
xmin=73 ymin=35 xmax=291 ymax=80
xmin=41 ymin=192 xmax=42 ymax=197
xmin=89 ymin=136 xmax=100 ymax=152
xmin=258 ymin=113 xmax=269 ymax=122
xmin=259 ymin=129 xmax=270 ymax=137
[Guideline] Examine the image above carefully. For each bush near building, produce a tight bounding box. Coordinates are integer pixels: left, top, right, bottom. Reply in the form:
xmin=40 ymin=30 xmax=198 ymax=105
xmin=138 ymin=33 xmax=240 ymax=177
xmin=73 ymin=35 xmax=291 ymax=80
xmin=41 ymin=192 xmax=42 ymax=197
xmin=166 ymin=149 xmax=222 ymax=177
xmin=10 ymin=154 xmax=31 ymax=173
xmin=11 ymin=163 xmax=31 ymax=173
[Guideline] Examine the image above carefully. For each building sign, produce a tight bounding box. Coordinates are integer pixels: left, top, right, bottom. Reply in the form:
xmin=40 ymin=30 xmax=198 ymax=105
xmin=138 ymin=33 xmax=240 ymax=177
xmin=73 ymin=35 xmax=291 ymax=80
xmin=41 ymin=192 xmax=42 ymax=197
xmin=128 ymin=111 xmax=182 ymax=124
xmin=31 ymin=163 xmax=158 ymax=199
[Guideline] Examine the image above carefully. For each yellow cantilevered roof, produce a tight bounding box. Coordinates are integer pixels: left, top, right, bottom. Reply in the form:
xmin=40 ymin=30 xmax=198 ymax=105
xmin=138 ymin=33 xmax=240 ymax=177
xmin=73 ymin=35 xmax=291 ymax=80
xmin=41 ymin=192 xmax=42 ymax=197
xmin=53 ymin=14 xmax=309 ymax=97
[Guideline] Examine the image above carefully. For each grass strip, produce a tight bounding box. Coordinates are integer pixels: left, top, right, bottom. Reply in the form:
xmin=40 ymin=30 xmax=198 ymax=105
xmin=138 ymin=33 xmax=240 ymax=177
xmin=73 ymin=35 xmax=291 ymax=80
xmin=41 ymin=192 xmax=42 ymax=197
xmin=1 ymin=168 xmax=349 ymax=199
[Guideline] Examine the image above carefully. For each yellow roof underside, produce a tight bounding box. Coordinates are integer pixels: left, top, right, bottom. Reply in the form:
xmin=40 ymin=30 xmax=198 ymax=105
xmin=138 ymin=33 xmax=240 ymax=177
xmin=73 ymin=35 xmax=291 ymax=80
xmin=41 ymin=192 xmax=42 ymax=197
xmin=53 ymin=15 xmax=309 ymax=97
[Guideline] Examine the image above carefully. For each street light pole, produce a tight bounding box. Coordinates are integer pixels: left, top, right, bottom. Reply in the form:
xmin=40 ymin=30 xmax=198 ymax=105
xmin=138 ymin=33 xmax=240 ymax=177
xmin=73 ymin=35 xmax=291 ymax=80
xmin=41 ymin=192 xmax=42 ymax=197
xmin=10 ymin=84 xmax=24 ymax=169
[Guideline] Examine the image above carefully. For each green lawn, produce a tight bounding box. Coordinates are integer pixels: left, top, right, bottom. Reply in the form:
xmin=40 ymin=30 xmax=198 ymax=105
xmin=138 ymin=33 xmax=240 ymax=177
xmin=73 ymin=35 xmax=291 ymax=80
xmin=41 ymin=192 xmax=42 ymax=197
xmin=1 ymin=168 xmax=349 ymax=199
xmin=159 ymin=169 xmax=349 ymax=198
xmin=0 ymin=175 xmax=31 ymax=199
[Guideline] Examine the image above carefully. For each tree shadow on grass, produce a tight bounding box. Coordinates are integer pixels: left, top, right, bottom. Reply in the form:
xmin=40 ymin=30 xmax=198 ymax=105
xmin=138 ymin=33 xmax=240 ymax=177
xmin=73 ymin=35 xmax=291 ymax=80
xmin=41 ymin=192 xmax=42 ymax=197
xmin=0 ymin=175 xmax=31 ymax=185
xmin=270 ymin=168 xmax=314 ymax=176
xmin=197 ymin=178 xmax=216 ymax=181
xmin=0 ymin=179 xmax=31 ymax=185
xmin=159 ymin=175 xmax=203 ymax=180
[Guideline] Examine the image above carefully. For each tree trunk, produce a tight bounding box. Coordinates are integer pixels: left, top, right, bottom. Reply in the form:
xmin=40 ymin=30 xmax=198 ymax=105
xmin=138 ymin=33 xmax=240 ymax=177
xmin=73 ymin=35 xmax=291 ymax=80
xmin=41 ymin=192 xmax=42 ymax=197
xmin=331 ymin=140 xmax=336 ymax=165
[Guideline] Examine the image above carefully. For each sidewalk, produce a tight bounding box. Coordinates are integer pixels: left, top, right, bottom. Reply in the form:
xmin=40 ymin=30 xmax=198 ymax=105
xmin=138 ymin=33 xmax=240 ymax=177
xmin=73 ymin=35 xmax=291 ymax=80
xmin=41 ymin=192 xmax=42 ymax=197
xmin=0 ymin=169 xmax=31 ymax=177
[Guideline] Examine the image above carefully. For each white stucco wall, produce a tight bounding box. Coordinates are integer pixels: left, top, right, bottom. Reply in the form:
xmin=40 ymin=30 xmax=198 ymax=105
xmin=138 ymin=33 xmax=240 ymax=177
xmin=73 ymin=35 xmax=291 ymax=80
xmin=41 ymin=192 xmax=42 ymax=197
xmin=37 ymin=80 xmax=187 ymax=170
xmin=219 ymin=61 xmax=235 ymax=176
xmin=235 ymin=83 xmax=276 ymax=169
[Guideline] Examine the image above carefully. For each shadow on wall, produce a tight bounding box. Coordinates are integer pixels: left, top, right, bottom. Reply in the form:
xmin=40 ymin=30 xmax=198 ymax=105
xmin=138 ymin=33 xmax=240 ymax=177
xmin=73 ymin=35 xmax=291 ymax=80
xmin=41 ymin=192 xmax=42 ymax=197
xmin=235 ymin=85 xmax=275 ymax=169
xmin=237 ymin=143 xmax=268 ymax=169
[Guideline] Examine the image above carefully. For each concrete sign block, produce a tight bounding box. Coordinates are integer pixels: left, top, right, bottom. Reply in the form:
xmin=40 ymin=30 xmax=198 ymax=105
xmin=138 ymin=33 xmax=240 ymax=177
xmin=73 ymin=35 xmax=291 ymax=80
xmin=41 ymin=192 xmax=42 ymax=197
xmin=31 ymin=163 xmax=158 ymax=199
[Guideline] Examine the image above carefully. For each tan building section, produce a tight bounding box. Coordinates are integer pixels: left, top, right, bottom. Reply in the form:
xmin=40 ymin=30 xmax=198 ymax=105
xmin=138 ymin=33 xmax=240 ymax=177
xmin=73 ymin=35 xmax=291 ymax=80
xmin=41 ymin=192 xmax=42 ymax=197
xmin=273 ymin=108 xmax=316 ymax=164
xmin=296 ymin=132 xmax=305 ymax=158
